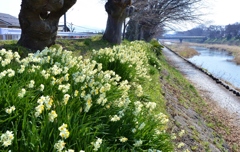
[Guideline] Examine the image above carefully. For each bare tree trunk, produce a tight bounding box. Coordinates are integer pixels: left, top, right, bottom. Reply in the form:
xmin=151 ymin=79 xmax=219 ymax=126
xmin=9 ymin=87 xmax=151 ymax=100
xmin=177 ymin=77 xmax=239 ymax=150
xmin=122 ymin=20 xmax=127 ymax=40
xmin=103 ymin=14 xmax=125 ymax=44
xmin=103 ymin=0 xmax=131 ymax=44
xmin=138 ymin=24 xmax=142 ymax=40
xmin=17 ymin=0 xmax=76 ymax=51
xmin=125 ymin=19 xmax=140 ymax=41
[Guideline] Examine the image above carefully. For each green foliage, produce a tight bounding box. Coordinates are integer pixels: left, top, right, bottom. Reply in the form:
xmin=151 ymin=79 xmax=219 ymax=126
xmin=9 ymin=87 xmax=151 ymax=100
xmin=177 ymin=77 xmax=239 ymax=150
xmin=83 ymin=39 xmax=91 ymax=46
xmin=0 ymin=41 xmax=173 ymax=151
xmin=0 ymin=41 xmax=30 ymax=58
xmin=56 ymin=35 xmax=113 ymax=56
xmin=149 ymin=38 xmax=163 ymax=56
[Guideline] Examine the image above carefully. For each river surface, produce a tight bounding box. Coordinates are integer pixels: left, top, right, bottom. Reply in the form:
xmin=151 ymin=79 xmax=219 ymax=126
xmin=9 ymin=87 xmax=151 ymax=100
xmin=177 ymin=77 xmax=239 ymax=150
xmin=188 ymin=46 xmax=240 ymax=89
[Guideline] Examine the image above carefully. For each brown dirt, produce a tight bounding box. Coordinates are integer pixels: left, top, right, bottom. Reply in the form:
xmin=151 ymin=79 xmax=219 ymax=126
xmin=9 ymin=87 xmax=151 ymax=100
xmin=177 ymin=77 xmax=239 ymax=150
xmin=199 ymin=89 xmax=240 ymax=151
xmin=161 ymin=74 xmax=229 ymax=151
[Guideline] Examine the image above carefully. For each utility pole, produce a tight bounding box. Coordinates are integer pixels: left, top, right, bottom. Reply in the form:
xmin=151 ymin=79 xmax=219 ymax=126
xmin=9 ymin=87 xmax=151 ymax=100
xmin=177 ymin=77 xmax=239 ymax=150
xmin=64 ymin=13 xmax=67 ymax=32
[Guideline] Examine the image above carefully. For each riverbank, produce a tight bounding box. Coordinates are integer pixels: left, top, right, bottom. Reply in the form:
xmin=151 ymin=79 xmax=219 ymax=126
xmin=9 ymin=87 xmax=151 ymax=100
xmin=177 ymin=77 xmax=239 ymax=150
xmin=163 ymin=43 xmax=199 ymax=58
xmin=162 ymin=46 xmax=240 ymax=151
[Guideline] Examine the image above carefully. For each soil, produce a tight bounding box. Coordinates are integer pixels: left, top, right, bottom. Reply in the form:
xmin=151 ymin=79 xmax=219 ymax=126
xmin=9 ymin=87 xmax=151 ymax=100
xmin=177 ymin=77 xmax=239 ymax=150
xmin=161 ymin=47 xmax=240 ymax=152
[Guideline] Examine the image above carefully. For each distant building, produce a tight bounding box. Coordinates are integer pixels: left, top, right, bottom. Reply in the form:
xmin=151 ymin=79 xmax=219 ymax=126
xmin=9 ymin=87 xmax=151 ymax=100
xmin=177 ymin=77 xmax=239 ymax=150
xmin=0 ymin=13 xmax=20 ymax=28
xmin=58 ymin=25 xmax=70 ymax=32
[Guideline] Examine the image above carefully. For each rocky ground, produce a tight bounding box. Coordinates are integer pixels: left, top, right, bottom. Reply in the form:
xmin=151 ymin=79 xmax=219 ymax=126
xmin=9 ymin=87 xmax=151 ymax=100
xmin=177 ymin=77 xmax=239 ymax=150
xmin=161 ymin=47 xmax=240 ymax=152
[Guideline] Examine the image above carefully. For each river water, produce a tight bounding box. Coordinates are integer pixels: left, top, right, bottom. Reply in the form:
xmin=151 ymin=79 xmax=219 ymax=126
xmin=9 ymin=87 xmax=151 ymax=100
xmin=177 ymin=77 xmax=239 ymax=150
xmin=188 ymin=46 xmax=240 ymax=89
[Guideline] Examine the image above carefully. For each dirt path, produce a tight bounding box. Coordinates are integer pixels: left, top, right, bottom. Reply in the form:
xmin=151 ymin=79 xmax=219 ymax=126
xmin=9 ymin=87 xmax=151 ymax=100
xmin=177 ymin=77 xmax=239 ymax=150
xmin=162 ymin=46 xmax=240 ymax=151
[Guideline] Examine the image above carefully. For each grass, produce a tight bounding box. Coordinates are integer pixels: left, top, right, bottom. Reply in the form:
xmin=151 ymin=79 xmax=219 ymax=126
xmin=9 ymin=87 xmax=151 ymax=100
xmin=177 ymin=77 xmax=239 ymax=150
xmin=0 ymin=36 xmax=113 ymax=58
xmin=56 ymin=36 xmax=114 ymax=57
xmin=163 ymin=43 xmax=199 ymax=58
xmin=0 ymin=40 xmax=30 ymax=57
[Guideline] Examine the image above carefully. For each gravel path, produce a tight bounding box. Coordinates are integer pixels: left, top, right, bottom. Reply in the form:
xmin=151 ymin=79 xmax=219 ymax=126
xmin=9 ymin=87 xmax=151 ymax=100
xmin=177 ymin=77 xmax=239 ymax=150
xmin=162 ymin=47 xmax=240 ymax=121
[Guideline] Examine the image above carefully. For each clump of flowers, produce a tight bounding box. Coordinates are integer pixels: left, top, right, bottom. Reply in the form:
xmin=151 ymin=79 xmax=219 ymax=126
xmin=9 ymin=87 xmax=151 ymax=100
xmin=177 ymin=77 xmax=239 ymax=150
xmin=172 ymin=129 xmax=188 ymax=151
xmin=133 ymin=139 xmax=143 ymax=147
xmin=119 ymin=136 xmax=128 ymax=143
xmin=110 ymin=115 xmax=121 ymax=122
xmin=18 ymin=88 xmax=26 ymax=98
xmin=48 ymin=110 xmax=58 ymax=122
xmin=58 ymin=123 xmax=70 ymax=139
xmin=54 ymin=140 xmax=66 ymax=152
xmin=28 ymin=80 xmax=35 ymax=88
xmin=155 ymin=112 xmax=169 ymax=124
xmin=0 ymin=130 xmax=14 ymax=147
xmin=5 ymin=106 xmax=16 ymax=114
xmin=177 ymin=142 xmax=185 ymax=149
xmin=92 ymin=41 xmax=151 ymax=81
xmin=35 ymin=95 xmax=53 ymax=117
xmin=179 ymin=129 xmax=185 ymax=137
xmin=91 ymin=138 xmax=103 ymax=151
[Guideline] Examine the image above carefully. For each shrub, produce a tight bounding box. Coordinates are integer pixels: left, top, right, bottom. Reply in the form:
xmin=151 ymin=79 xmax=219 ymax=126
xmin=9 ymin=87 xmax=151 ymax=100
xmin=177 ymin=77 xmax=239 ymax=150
xmin=150 ymin=39 xmax=163 ymax=56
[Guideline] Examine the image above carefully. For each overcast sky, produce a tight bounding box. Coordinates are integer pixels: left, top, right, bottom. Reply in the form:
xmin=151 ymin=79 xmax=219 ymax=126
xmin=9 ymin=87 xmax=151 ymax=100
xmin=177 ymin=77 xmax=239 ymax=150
xmin=0 ymin=0 xmax=107 ymax=32
xmin=0 ymin=0 xmax=240 ymax=32
xmin=204 ymin=0 xmax=240 ymax=25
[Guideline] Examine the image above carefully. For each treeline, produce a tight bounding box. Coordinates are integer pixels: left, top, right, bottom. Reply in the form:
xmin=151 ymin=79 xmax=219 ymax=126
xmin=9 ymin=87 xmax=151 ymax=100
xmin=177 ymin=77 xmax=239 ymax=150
xmin=124 ymin=0 xmax=203 ymax=42
xmin=175 ymin=23 xmax=240 ymax=40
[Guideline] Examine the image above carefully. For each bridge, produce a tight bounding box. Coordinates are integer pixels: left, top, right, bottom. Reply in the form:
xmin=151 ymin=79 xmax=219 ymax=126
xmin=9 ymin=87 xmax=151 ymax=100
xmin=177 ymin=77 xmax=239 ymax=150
xmin=158 ymin=36 xmax=207 ymax=43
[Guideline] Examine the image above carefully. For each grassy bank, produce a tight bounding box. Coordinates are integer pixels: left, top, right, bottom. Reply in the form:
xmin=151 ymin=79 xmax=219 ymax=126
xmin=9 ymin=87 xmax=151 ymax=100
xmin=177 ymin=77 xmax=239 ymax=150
xmin=0 ymin=37 xmax=235 ymax=151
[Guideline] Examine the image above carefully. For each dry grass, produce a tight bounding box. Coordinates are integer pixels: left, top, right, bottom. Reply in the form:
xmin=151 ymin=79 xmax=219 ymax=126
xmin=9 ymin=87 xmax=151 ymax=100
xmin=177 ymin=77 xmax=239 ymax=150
xmin=233 ymin=53 xmax=240 ymax=64
xmin=164 ymin=43 xmax=199 ymax=58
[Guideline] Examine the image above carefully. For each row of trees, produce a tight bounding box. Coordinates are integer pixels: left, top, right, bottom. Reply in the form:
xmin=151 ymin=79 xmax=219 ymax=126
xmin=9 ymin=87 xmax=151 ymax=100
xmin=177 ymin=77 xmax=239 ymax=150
xmin=17 ymin=0 xmax=204 ymax=51
xmin=176 ymin=23 xmax=240 ymax=39
xmin=125 ymin=0 xmax=203 ymax=42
